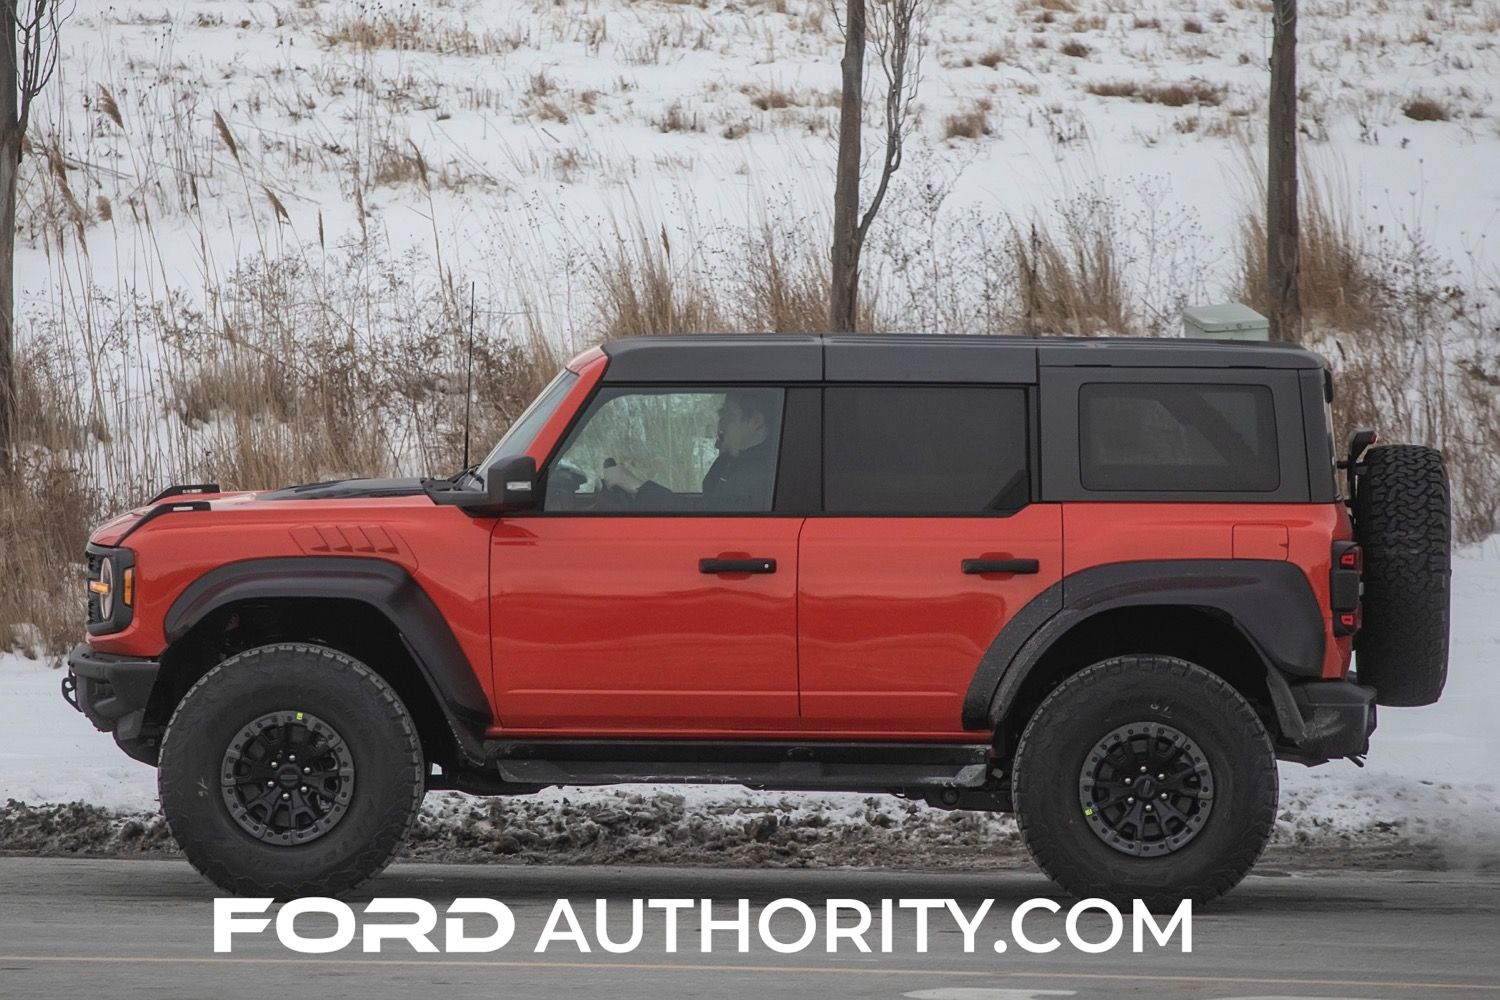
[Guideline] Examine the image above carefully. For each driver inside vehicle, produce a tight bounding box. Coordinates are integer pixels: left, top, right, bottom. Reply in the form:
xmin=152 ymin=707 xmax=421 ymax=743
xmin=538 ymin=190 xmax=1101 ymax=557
xmin=598 ymin=389 xmax=779 ymax=511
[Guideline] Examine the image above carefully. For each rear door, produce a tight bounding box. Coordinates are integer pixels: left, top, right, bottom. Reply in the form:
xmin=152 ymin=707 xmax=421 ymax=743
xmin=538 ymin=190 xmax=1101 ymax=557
xmin=797 ymin=385 xmax=1062 ymax=733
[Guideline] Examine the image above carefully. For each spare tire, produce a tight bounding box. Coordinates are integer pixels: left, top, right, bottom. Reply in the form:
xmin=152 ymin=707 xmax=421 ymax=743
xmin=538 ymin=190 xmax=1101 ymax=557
xmin=1352 ymin=444 xmax=1451 ymax=706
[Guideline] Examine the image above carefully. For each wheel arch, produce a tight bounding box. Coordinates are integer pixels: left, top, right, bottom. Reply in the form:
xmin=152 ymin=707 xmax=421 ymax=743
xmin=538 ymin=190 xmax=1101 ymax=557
xmin=996 ymin=605 xmax=1275 ymax=752
xmin=965 ymin=559 xmax=1328 ymax=746
xmin=151 ymin=558 xmax=491 ymax=767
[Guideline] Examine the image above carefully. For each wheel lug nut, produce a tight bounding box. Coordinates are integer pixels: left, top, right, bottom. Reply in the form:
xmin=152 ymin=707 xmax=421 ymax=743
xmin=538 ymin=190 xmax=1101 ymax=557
xmin=266 ymin=780 xmax=274 ymax=787
xmin=1139 ymin=766 xmax=1147 ymax=773
xmin=1160 ymin=792 xmax=1167 ymax=799
xmin=1125 ymin=777 xmax=1133 ymax=785
xmin=289 ymin=755 xmax=297 ymax=762
xmin=299 ymin=785 xmax=307 ymax=792
xmin=303 ymin=767 xmax=311 ymax=774
xmin=281 ymin=792 xmax=290 ymax=800
xmin=1157 ymin=773 xmax=1165 ymax=780
xmin=1127 ymin=796 xmax=1135 ymax=803
xmin=1145 ymin=804 xmax=1153 ymax=811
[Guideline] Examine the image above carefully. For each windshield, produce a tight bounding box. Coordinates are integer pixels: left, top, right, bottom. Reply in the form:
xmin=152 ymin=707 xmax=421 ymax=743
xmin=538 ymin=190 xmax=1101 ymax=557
xmin=476 ymin=369 xmax=580 ymax=479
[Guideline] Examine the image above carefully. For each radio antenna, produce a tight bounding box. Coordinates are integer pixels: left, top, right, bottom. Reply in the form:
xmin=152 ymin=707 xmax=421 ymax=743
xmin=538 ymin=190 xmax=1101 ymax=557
xmin=461 ymin=282 xmax=476 ymax=472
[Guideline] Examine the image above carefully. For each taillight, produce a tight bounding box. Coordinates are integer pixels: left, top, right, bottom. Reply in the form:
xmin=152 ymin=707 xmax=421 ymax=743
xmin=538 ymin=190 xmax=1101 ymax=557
xmin=1331 ymin=541 xmax=1362 ymax=636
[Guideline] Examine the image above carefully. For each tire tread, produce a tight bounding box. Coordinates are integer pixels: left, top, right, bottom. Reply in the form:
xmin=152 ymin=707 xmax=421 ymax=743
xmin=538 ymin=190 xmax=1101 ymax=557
xmin=1352 ymin=445 xmax=1450 ymax=707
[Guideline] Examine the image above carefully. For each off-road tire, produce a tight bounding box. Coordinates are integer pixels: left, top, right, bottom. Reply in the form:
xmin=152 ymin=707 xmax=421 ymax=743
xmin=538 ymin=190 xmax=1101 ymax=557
xmin=1011 ymin=655 xmax=1277 ymax=910
xmin=1352 ymin=444 xmax=1451 ymax=707
xmin=158 ymin=643 xmax=425 ymax=898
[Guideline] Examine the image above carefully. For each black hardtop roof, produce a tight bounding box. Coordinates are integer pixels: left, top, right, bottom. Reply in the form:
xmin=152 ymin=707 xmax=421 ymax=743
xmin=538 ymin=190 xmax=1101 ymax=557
xmin=598 ymin=333 xmax=1326 ymax=384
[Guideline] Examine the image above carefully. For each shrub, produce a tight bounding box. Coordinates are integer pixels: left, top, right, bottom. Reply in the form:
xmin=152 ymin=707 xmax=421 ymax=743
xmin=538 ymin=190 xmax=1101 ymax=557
xmin=1402 ymin=97 xmax=1452 ymax=121
xmin=943 ymin=105 xmax=991 ymax=139
xmin=1084 ymin=79 xmax=1225 ymax=106
xmin=656 ymin=102 xmax=702 ymax=133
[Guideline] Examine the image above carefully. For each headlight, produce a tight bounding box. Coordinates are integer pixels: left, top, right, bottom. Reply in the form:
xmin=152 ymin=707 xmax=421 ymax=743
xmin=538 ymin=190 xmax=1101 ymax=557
xmin=91 ymin=556 xmax=114 ymax=619
xmin=86 ymin=545 xmax=135 ymax=635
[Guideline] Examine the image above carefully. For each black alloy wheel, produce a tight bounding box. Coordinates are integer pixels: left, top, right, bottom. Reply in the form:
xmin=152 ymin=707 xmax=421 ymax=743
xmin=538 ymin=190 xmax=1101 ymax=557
xmin=1077 ymin=722 xmax=1214 ymax=858
xmin=221 ymin=710 xmax=356 ymax=845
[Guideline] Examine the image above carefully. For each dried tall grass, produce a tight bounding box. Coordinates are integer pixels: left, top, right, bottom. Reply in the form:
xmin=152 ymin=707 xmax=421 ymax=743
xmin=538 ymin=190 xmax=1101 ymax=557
xmin=7 ymin=144 xmax=1498 ymax=659
xmin=1236 ymin=168 xmax=1381 ymax=332
xmin=1235 ymin=157 xmax=1500 ymax=541
xmin=1012 ymin=212 xmax=1130 ymax=336
xmin=5 ymin=221 xmax=560 ymax=658
xmin=589 ymin=219 xmax=878 ymax=339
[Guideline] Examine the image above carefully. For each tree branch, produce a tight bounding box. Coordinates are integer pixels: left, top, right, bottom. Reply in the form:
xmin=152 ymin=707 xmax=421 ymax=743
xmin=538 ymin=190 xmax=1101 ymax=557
xmin=854 ymin=0 xmax=926 ymax=250
xmin=8 ymin=0 xmax=63 ymax=143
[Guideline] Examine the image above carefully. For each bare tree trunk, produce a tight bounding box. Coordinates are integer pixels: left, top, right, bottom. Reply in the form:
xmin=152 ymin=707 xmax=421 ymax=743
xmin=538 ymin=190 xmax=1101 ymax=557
xmin=0 ymin=1 xmax=60 ymax=473
xmin=829 ymin=0 xmax=865 ymax=333
xmin=0 ymin=5 xmax=20 ymax=472
xmin=1267 ymin=0 xmax=1301 ymax=342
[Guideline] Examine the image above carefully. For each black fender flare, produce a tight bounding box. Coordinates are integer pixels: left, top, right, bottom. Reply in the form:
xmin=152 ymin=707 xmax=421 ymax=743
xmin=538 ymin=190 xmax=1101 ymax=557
xmin=961 ymin=559 xmax=1326 ymax=731
xmin=164 ymin=557 xmax=491 ymax=760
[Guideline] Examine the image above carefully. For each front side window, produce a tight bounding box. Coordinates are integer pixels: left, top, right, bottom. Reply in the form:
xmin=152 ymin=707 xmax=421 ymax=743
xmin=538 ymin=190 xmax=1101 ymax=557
xmin=823 ymin=386 xmax=1030 ymax=514
xmin=545 ymin=387 xmax=785 ymax=513
xmin=1079 ymin=382 xmax=1279 ymax=492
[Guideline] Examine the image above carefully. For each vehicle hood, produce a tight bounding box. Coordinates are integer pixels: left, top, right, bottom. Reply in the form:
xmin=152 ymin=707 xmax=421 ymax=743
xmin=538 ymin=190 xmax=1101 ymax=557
xmin=87 ymin=478 xmax=432 ymax=547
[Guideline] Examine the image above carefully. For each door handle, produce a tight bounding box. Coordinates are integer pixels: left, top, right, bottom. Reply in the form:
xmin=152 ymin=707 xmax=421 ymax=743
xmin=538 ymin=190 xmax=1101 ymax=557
xmin=699 ymin=558 xmax=777 ymax=574
xmin=962 ymin=558 xmax=1039 ymax=575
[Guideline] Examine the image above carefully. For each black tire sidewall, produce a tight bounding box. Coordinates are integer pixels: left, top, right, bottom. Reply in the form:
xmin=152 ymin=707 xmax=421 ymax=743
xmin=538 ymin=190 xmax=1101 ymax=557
xmin=158 ymin=644 xmax=424 ymax=897
xmin=1012 ymin=656 xmax=1277 ymax=907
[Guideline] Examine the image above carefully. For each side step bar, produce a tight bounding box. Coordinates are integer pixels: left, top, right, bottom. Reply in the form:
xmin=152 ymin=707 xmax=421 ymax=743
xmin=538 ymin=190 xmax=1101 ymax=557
xmin=479 ymin=740 xmax=993 ymax=792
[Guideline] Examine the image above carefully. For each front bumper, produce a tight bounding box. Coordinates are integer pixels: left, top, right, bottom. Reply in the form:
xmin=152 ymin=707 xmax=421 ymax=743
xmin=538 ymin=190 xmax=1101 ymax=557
xmin=64 ymin=644 xmax=162 ymax=765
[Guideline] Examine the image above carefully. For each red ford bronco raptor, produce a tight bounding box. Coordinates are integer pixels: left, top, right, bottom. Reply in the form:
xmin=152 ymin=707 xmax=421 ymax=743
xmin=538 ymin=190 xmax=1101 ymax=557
xmin=65 ymin=334 xmax=1451 ymax=907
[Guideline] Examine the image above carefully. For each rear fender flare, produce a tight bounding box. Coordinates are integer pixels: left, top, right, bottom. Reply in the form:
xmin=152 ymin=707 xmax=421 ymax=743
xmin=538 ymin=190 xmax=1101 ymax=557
xmin=961 ymin=559 xmax=1326 ymax=731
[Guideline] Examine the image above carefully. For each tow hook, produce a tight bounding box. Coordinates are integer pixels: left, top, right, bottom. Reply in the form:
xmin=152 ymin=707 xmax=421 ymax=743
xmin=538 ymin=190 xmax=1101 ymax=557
xmin=61 ymin=673 xmax=80 ymax=711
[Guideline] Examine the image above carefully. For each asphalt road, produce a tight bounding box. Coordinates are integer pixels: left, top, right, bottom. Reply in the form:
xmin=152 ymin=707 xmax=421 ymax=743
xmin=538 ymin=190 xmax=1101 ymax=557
xmin=2 ymin=857 xmax=1497 ymax=999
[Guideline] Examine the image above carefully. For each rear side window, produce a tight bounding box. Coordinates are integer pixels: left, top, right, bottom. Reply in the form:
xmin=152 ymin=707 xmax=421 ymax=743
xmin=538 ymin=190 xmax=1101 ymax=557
xmin=1079 ymin=383 xmax=1279 ymax=492
xmin=824 ymin=386 xmax=1029 ymax=513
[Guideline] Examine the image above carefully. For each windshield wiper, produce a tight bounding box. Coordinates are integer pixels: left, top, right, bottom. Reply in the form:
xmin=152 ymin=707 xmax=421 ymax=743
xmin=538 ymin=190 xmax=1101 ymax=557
xmin=424 ymin=464 xmax=482 ymax=493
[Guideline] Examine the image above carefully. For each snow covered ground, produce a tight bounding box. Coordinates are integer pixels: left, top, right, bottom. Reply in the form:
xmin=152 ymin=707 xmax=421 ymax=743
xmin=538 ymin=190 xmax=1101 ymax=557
xmin=20 ymin=0 xmax=1500 ymax=347
xmin=4 ymin=537 xmax=1497 ymax=864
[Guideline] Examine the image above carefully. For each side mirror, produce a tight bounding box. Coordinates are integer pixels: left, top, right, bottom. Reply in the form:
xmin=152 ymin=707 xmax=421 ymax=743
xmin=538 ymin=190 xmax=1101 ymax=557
xmin=486 ymin=455 xmax=539 ymax=513
xmin=425 ymin=456 xmax=538 ymax=517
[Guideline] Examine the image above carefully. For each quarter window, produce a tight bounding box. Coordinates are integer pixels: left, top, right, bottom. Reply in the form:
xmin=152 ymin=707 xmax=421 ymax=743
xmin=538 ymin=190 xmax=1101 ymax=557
xmin=823 ymin=386 xmax=1029 ymax=514
xmin=1079 ymin=383 xmax=1279 ymax=492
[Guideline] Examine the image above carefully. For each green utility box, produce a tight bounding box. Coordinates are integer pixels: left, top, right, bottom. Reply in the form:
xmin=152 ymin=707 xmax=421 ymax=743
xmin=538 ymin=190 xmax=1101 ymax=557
xmin=1182 ymin=302 xmax=1269 ymax=341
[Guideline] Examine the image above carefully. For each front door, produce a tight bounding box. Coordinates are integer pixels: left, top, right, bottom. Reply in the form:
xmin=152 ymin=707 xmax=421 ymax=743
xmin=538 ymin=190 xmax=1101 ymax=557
xmin=490 ymin=385 xmax=801 ymax=732
xmin=798 ymin=384 xmax=1063 ymax=733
